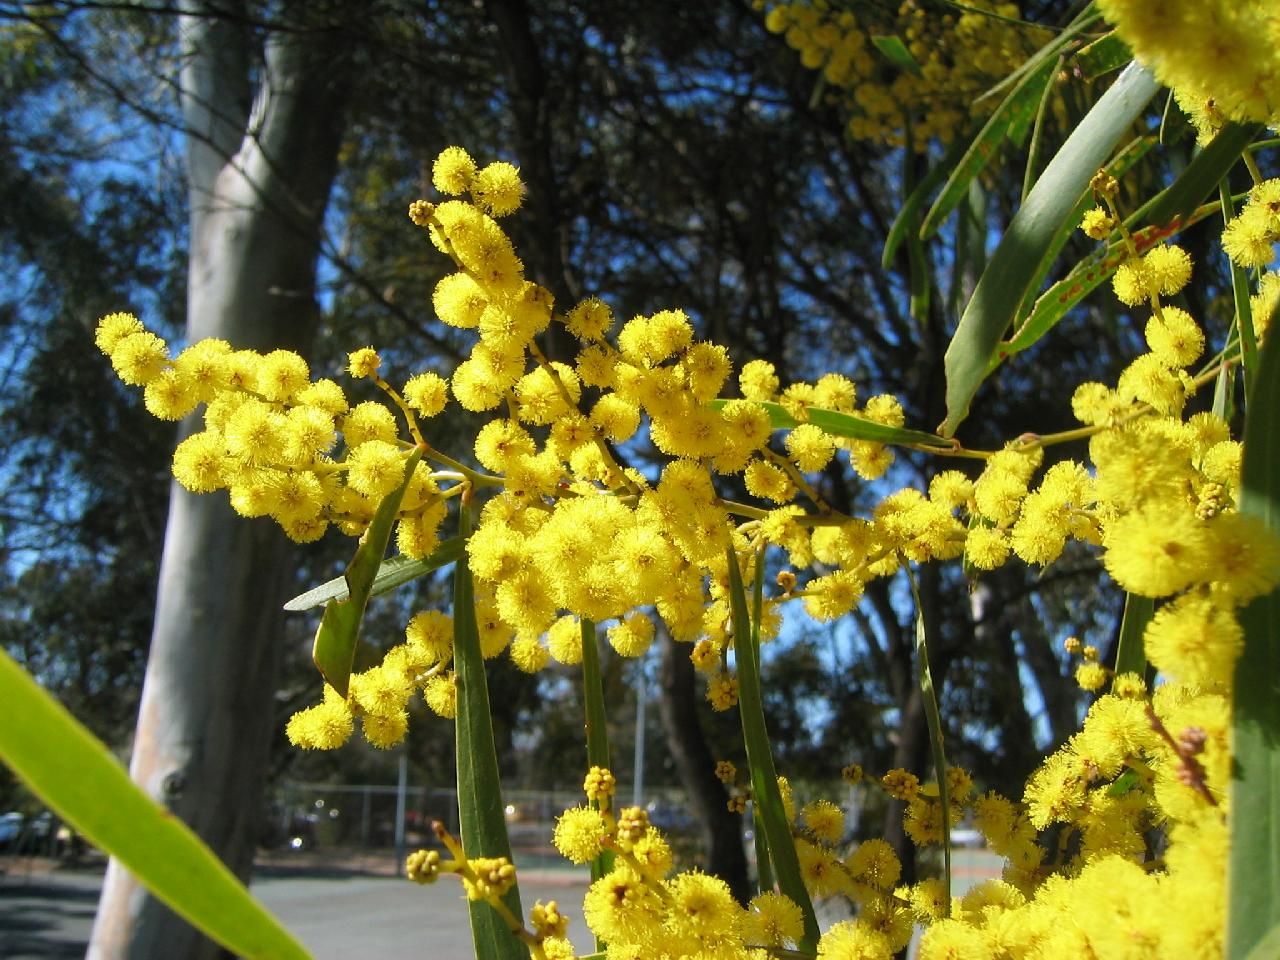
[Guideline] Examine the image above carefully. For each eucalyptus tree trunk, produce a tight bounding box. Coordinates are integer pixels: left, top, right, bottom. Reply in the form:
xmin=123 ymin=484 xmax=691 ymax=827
xmin=89 ymin=5 xmax=351 ymax=957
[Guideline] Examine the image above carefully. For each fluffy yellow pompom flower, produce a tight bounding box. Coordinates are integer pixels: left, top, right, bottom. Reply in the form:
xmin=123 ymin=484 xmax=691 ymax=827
xmin=1144 ymin=591 xmax=1242 ymax=687
xmin=745 ymin=892 xmax=804 ymax=949
xmin=552 ymin=806 xmax=609 ymax=864
xmin=341 ymin=401 xmax=398 ymax=446
xmin=1112 ymin=259 xmax=1150 ymax=307
xmin=471 ymin=160 xmax=525 ymax=217
xmin=402 ymin=371 xmax=449 ymax=417
xmin=1075 ymin=661 xmax=1109 ymax=692
xmin=608 ymin=613 xmax=655 ymax=658
xmin=171 ymin=431 xmax=227 ymax=493
xmin=847 ymin=838 xmax=901 ymax=890
xmin=422 ymin=672 xmax=457 ymax=718
xmin=433 ymin=273 xmax=488 ymax=329
xmin=109 ymin=331 xmax=170 ymax=386
xmin=565 ymin=296 xmax=613 ymax=341
xmin=361 ymin=708 xmax=409 ymax=749
xmin=1144 ymin=306 xmax=1204 ymax=368
xmin=664 ymin=871 xmax=744 ymax=945
xmin=787 ymin=423 xmax=836 ymax=472
xmin=95 ymin=311 xmax=144 ymax=354
xmin=916 ymin=917 xmax=993 ymax=960
xmin=802 ymin=799 xmax=845 ymax=844
xmin=1222 ymin=206 xmax=1276 ymax=269
xmin=345 ymin=439 xmax=407 ymax=498
xmin=1142 ymin=244 xmax=1193 ymax=296
xmin=1080 ymin=206 xmax=1114 ymax=240
xmin=740 ymin=358 xmax=780 ymax=400
xmin=346 ymin=347 xmax=380 ymax=380
xmin=285 ymin=686 xmax=354 ymax=750
xmin=1103 ymin=504 xmax=1210 ymax=596
xmin=144 ymin=368 xmax=198 ymax=421
xmin=816 ymin=919 xmax=892 ymax=959
xmin=432 ymin=145 xmax=476 ymax=194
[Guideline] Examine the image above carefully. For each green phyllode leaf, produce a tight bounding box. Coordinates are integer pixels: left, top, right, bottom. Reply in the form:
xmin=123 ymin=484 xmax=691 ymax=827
xmin=940 ymin=62 xmax=1159 ymax=438
xmin=0 ymin=650 xmax=310 ymax=960
xmin=454 ymin=504 xmax=526 ymax=960
xmin=1073 ymin=31 xmax=1133 ymax=81
xmin=284 ymin=537 xmax=465 ymax=612
xmin=906 ymin=567 xmax=951 ymax=911
xmin=725 ymin=547 xmax=820 ymax=952
xmin=919 ymin=56 xmax=1056 ymax=241
xmin=579 ymin=615 xmax=616 ymax=942
xmin=1111 ymin=593 xmax=1153 ymax=687
xmin=1229 ymin=331 xmax=1280 ymax=958
xmin=870 ymin=34 xmax=921 ymax=76
xmin=713 ymin=398 xmax=953 ymax=449
xmin=311 ymin=447 xmax=423 ymax=698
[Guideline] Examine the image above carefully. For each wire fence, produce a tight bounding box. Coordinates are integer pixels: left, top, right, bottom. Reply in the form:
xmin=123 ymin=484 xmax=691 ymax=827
xmin=261 ymin=781 xmax=701 ymax=874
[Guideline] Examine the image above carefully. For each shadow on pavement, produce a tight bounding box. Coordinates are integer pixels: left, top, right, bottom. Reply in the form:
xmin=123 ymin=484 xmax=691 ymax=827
xmin=0 ymin=870 xmax=100 ymax=959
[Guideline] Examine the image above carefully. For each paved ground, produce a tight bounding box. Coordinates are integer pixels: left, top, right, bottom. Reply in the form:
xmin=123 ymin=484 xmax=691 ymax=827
xmin=0 ymin=849 xmax=1003 ymax=958
xmin=0 ymin=858 xmax=593 ymax=960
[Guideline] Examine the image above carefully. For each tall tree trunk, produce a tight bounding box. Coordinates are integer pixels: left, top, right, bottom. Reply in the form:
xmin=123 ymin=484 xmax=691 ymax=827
xmin=657 ymin=631 xmax=750 ymax=904
xmin=89 ymin=6 xmax=351 ymax=957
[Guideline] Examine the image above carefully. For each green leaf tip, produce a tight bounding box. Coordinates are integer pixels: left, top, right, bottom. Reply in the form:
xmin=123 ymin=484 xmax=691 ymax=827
xmin=311 ymin=447 xmax=424 ymax=698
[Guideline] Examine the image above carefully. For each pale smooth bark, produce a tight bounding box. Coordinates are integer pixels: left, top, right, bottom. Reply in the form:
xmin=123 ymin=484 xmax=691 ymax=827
xmin=89 ymin=5 xmax=351 ymax=957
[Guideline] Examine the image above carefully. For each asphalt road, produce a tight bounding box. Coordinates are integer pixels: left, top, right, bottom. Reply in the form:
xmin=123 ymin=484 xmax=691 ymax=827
xmin=0 ymin=863 xmax=593 ymax=959
xmin=1 ymin=849 xmax=1004 ymax=958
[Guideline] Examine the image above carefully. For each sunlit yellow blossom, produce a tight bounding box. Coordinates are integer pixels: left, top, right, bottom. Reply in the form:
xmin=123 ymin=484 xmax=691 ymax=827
xmin=802 ymin=799 xmax=845 ymax=844
xmin=745 ymin=891 xmax=804 ymax=948
xmin=1080 ymin=206 xmax=1114 ymax=240
xmin=286 ymin=686 xmax=354 ymax=750
xmin=1144 ymin=590 xmax=1242 ymax=686
xmin=1103 ymin=503 xmax=1211 ymax=596
xmin=422 ymin=671 xmax=457 ymax=718
xmin=816 ymin=919 xmax=892 ymax=960
xmin=95 ymin=311 xmax=144 ymax=353
xmin=472 ymin=160 xmax=525 ymax=217
xmin=109 ymin=331 xmax=170 ymax=386
xmin=553 ymin=806 xmax=609 ymax=864
xmin=608 ymin=612 xmax=655 ymax=658
xmin=1145 ymin=306 xmax=1204 ymax=368
xmin=1142 ymin=244 xmax=1193 ymax=296
xmin=432 ymin=145 xmax=476 ymax=194
xmin=740 ymin=358 xmax=779 ymax=400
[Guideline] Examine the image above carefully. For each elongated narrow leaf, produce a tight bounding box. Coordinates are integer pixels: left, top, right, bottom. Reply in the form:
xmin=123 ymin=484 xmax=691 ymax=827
xmin=884 ymin=133 xmax=974 ymax=269
xmin=1220 ymin=180 xmax=1259 ymax=387
xmin=580 ymin=617 xmax=615 ymax=902
xmin=712 ymin=399 xmax=953 ymax=449
xmin=0 ymin=651 xmax=309 ymax=960
xmin=1229 ymin=331 xmax=1280 ymax=958
xmin=1074 ymin=31 xmax=1132 ymax=81
xmin=1243 ymin=925 xmax=1280 ymax=960
xmin=311 ymin=448 xmax=424 ymax=698
xmin=726 ymin=548 xmax=819 ymax=951
xmin=870 ymin=34 xmax=921 ymax=76
xmin=454 ymin=504 xmax=526 ymax=960
xmin=1139 ymin=122 xmax=1263 ymax=228
xmin=994 ymin=200 xmax=1218 ymax=370
xmin=747 ymin=553 xmax=775 ymax=894
xmin=284 ymin=538 xmax=465 ymax=611
xmin=1111 ymin=593 xmax=1153 ymax=686
xmin=920 ymin=56 xmax=1056 ymax=241
xmin=1011 ymin=134 xmax=1156 ymax=328
xmin=906 ymin=568 xmax=951 ymax=909
xmin=941 ymin=62 xmax=1159 ymax=438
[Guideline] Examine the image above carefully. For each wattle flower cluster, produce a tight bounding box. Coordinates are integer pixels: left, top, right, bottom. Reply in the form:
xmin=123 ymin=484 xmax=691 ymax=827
xmin=101 ymin=142 xmax=1280 ymax=958
xmin=760 ymin=0 xmax=1050 ymax=148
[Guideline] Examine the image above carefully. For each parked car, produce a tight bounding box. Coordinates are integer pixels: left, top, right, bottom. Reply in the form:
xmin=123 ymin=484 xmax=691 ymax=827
xmin=0 ymin=812 xmax=22 ymax=848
